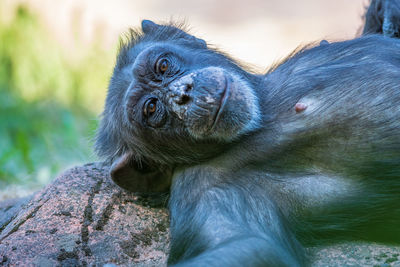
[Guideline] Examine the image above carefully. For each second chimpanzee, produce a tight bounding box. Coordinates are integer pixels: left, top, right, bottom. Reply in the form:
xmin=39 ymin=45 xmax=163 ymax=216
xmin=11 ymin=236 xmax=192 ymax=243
xmin=96 ymin=1 xmax=400 ymax=266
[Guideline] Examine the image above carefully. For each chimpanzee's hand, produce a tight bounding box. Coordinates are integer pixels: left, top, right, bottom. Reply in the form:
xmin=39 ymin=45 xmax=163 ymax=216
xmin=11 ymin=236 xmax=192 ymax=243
xmin=363 ymin=0 xmax=400 ymax=38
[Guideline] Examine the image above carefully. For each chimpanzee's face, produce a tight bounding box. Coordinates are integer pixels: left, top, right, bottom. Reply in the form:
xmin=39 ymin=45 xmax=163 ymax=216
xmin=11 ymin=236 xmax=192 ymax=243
xmin=97 ymin=21 xmax=262 ymax=165
xmin=123 ymin=42 xmax=260 ymax=142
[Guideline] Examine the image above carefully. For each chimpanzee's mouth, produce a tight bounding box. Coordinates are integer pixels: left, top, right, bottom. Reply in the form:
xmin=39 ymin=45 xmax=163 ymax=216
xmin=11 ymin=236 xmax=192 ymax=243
xmin=210 ymin=77 xmax=230 ymax=131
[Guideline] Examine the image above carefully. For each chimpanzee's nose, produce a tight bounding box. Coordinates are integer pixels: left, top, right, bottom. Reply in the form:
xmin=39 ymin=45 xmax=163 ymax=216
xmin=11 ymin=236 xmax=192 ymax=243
xmin=170 ymin=80 xmax=193 ymax=106
xmin=174 ymin=83 xmax=193 ymax=105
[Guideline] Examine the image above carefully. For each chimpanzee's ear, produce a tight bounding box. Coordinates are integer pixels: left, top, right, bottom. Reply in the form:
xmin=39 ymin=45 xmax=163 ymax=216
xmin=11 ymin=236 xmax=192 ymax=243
xmin=141 ymin=19 xmax=158 ymax=34
xmin=141 ymin=19 xmax=207 ymax=48
xmin=110 ymin=152 xmax=172 ymax=193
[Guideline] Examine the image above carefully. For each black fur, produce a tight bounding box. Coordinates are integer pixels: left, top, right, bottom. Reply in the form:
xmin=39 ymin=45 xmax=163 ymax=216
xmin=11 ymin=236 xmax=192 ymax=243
xmin=363 ymin=0 xmax=400 ymax=37
xmin=96 ymin=1 xmax=400 ymax=266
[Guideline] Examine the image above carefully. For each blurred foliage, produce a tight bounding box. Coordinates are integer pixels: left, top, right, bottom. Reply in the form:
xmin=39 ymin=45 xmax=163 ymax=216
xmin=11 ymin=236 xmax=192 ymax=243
xmin=0 ymin=6 xmax=115 ymax=187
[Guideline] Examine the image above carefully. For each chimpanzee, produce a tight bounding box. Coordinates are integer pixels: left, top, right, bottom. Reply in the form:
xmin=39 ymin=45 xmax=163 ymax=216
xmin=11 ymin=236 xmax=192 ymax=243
xmin=95 ymin=0 xmax=400 ymax=266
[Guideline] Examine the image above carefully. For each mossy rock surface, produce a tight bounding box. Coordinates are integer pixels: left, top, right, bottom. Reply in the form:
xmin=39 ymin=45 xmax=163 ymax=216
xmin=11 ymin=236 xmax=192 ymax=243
xmin=0 ymin=163 xmax=169 ymax=266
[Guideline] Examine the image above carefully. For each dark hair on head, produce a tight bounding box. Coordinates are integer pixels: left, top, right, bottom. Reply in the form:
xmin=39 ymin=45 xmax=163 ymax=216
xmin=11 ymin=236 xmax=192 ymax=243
xmin=116 ymin=20 xmax=206 ymax=69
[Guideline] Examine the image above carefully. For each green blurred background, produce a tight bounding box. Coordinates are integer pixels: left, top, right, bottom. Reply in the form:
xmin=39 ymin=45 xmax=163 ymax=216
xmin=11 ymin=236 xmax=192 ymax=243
xmin=0 ymin=5 xmax=114 ymax=196
xmin=0 ymin=0 xmax=365 ymax=199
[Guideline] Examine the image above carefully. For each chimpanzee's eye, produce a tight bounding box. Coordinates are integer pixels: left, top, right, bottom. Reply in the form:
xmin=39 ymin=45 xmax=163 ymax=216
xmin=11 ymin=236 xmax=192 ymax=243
xmin=156 ymin=58 xmax=169 ymax=74
xmin=144 ymin=98 xmax=157 ymax=116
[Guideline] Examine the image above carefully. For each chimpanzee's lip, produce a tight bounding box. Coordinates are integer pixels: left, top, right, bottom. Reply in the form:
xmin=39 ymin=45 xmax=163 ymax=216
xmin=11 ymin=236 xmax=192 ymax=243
xmin=210 ymin=77 xmax=230 ymax=131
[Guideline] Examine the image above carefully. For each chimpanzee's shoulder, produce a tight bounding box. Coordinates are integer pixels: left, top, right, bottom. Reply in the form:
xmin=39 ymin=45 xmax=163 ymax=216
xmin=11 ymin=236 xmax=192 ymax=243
xmin=270 ymin=35 xmax=400 ymax=76
xmin=312 ymin=35 xmax=399 ymax=60
xmin=327 ymin=35 xmax=400 ymax=57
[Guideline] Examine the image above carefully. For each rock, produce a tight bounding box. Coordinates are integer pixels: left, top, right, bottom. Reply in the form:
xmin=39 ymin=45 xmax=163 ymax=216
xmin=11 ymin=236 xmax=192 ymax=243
xmin=309 ymin=242 xmax=400 ymax=266
xmin=0 ymin=196 xmax=32 ymax=233
xmin=0 ymin=163 xmax=169 ymax=266
xmin=1 ymin=162 xmax=400 ymax=266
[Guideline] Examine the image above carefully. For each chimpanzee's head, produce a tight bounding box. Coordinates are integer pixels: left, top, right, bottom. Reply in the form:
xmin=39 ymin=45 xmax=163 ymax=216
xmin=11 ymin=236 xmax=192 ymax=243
xmin=95 ymin=20 xmax=261 ymax=193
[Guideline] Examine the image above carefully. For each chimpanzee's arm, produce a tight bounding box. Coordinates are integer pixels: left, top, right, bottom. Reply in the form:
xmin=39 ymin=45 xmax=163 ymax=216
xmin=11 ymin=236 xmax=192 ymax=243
xmin=167 ymin=166 xmax=305 ymax=267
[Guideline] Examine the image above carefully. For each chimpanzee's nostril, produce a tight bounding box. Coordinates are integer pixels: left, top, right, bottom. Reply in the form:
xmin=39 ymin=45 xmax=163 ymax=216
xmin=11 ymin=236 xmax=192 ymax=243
xmin=177 ymin=94 xmax=191 ymax=105
xmin=184 ymin=83 xmax=193 ymax=92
